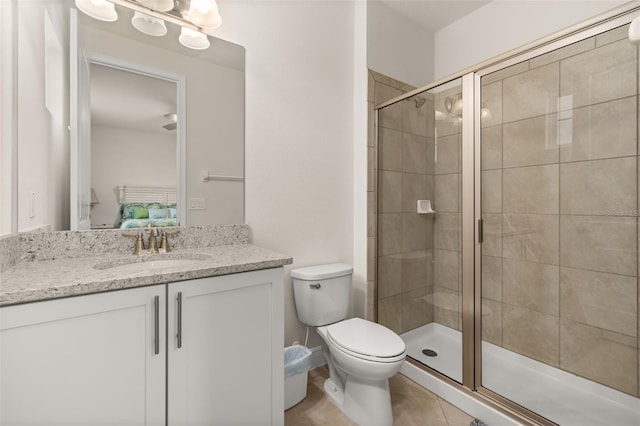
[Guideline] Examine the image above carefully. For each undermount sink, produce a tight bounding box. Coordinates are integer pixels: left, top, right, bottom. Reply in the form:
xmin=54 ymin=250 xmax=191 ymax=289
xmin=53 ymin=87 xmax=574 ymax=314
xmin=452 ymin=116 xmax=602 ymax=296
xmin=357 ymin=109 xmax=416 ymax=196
xmin=94 ymin=253 xmax=212 ymax=273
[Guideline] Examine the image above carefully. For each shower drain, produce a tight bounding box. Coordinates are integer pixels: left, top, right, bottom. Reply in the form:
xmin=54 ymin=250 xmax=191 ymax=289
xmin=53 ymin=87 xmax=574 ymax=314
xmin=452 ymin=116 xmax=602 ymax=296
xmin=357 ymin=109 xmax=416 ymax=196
xmin=422 ymin=349 xmax=438 ymax=357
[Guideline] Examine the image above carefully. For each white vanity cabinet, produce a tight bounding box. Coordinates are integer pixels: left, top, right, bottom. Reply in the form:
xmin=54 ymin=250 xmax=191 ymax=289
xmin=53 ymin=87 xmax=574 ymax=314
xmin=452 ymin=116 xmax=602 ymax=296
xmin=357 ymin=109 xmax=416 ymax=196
xmin=167 ymin=267 xmax=284 ymax=425
xmin=0 ymin=284 xmax=166 ymax=426
xmin=0 ymin=267 xmax=284 ymax=426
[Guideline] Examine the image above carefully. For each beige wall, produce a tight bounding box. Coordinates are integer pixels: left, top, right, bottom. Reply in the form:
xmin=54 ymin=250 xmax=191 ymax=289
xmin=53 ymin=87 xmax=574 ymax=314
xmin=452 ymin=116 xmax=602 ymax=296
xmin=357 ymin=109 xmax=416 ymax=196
xmin=215 ymin=1 xmax=362 ymax=348
xmin=480 ymin=24 xmax=638 ymax=397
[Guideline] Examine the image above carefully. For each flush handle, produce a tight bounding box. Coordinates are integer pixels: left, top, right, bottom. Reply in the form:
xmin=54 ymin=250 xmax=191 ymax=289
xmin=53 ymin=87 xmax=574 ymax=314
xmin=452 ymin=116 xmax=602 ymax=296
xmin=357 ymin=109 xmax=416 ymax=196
xmin=309 ymin=283 xmax=321 ymax=289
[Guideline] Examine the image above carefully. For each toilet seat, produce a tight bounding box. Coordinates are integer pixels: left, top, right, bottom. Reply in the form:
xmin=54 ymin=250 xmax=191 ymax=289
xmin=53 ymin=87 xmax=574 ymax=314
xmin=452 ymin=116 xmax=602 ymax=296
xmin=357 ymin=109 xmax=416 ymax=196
xmin=326 ymin=318 xmax=406 ymax=363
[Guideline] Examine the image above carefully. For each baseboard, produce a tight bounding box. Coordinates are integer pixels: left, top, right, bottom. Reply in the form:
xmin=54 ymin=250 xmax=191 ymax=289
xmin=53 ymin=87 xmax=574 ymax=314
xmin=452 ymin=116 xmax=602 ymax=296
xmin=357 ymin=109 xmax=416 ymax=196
xmin=309 ymin=345 xmax=326 ymax=369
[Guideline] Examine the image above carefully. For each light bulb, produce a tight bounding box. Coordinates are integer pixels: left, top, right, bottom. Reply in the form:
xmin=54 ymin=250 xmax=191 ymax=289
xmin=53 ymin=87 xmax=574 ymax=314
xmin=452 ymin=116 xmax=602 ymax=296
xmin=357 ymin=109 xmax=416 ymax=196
xmin=131 ymin=11 xmax=167 ymax=36
xmin=75 ymin=0 xmax=118 ymax=22
xmin=192 ymin=0 xmax=210 ymax=14
xmin=179 ymin=27 xmax=210 ymax=50
xmin=187 ymin=0 xmax=222 ymax=29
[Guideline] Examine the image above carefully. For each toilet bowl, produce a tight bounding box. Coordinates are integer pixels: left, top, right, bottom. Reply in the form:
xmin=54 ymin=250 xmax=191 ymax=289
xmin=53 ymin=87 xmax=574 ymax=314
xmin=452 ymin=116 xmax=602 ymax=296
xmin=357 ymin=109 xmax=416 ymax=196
xmin=291 ymin=264 xmax=406 ymax=425
xmin=317 ymin=319 xmax=405 ymax=425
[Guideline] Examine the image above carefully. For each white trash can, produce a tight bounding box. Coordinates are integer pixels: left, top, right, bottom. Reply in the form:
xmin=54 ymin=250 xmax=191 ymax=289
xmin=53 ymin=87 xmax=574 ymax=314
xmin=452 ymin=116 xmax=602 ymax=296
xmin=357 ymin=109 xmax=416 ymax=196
xmin=284 ymin=345 xmax=312 ymax=410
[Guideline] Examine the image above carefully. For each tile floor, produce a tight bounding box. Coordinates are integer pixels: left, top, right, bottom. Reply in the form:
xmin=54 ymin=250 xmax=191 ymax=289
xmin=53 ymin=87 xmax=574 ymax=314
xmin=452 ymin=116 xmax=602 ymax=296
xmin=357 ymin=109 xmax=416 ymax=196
xmin=285 ymin=366 xmax=474 ymax=425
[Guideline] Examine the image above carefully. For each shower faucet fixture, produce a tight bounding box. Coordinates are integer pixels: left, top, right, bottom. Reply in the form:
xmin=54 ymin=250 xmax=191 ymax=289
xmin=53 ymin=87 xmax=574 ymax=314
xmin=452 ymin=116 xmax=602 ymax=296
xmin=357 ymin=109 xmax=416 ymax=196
xmin=444 ymin=95 xmax=462 ymax=115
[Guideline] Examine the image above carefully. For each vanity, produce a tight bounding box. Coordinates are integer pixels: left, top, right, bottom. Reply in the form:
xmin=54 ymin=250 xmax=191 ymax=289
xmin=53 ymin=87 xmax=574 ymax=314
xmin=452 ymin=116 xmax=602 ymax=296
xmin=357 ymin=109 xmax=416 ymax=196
xmin=0 ymin=0 xmax=284 ymax=423
xmin=0 ymin=225 xmax=292 ymax=425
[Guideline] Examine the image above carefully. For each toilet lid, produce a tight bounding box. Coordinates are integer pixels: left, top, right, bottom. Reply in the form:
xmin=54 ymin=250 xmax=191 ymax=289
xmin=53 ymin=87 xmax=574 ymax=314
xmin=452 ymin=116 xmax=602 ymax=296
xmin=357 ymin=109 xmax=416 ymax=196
xmin=327 ymin=318 xmax=405 ymax=358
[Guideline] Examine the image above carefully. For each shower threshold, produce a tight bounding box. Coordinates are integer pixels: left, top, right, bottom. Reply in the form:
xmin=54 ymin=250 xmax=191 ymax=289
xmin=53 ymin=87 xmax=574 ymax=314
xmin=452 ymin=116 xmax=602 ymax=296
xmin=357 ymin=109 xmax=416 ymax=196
xmin=401 ymin=323 xmax=640 ymax=426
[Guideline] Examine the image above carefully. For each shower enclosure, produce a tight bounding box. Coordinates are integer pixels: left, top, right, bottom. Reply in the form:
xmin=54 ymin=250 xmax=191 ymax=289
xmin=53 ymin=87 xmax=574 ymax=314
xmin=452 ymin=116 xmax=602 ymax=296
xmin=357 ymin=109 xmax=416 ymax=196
xmin=375 ymin=6 xmax=640 ymax=425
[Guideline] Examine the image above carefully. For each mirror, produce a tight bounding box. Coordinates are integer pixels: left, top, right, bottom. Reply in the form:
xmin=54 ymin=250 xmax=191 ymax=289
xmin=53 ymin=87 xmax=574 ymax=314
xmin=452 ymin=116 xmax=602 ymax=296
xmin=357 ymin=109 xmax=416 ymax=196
xmin=13 ymin=0 xmax=244 ymax=232
xmin=88 ymin=62 xmax=179 ymax=229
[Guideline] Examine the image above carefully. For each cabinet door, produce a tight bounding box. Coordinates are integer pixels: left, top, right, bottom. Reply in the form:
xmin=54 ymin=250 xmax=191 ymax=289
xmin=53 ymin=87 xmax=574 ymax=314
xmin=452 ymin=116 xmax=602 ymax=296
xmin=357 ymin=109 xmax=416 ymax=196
xmin=168 ymin=268 xmax=284 ymax=426
xmin=0 ymin=285 xmax=166 ymax=426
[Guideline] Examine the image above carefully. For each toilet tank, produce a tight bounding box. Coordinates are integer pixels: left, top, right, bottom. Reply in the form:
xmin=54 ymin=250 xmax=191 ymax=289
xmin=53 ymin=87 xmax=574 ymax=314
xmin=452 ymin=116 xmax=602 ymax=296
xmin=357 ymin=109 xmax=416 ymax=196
xmin=291 ymin=263 xmax=353 ymax=327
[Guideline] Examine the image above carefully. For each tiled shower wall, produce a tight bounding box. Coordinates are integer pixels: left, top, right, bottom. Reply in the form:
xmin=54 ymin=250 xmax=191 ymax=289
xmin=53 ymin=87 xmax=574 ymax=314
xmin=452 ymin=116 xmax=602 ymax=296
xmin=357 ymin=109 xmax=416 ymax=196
xmin=371 ymin=71 xmax=465 ymax=335
xmin=369 ymin=70 xmax=437 ymax=334
xmin=367 ymin=70 xmax=415 ymax=320
xmin=480 ymin=24 xmax=640 ymax=397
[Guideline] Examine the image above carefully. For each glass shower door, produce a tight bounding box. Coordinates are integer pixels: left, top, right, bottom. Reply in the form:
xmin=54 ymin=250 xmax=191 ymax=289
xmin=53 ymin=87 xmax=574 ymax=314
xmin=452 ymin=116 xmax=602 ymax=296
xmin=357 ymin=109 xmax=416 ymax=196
xmin=479 ymin=23 xmax=640 ymax=424
xmin=377 ymin=78 xmax=465 ymax=383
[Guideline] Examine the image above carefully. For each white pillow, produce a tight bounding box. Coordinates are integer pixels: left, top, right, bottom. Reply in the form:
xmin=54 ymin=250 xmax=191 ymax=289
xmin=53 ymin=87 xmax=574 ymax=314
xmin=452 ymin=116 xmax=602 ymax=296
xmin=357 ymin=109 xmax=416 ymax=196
xmin=149 ymin=208 xmax=170 ymax=219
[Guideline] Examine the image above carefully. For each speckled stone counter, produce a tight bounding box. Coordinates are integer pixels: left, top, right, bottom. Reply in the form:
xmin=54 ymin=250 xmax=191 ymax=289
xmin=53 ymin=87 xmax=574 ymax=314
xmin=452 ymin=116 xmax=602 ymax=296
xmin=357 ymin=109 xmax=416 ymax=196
xmin=0 ymin=234 xmax=20 ymax=272
xmin=0 ymin=244 xmax=292 ymax=306
xmin=18 ymin=224 xmax=250 ymax=261
xmin=0 ymin=225 xmax=292 ymax=306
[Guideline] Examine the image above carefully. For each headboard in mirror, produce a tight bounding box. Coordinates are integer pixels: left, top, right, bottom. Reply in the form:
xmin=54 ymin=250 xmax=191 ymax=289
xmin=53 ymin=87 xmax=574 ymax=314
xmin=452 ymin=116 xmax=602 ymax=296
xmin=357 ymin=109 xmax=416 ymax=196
xmin=110 ymin=184 xmax=178 ymax=230
xmin=118 ymin=185 xmax=177 ymax=206
xmin=10 ymin=0 xmax=245 ymax=234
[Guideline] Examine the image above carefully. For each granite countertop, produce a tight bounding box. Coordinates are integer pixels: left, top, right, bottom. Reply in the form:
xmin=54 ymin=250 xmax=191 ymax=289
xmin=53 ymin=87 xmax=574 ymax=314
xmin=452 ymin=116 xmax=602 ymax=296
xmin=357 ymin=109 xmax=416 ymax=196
xmin=0 ymin=244 xmax=292 ymax=306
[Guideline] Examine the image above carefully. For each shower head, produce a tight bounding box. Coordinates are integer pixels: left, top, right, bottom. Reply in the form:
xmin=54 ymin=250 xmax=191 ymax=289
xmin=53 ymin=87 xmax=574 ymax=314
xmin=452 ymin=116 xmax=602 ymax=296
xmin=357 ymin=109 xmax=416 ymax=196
xmin=407 ymin=96 xmax=426 ymax=108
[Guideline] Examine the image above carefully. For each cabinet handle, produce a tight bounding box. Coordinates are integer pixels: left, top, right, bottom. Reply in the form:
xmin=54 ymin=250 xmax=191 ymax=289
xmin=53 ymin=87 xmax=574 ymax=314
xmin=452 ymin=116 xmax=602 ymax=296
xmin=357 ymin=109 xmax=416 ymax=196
xmin=177 ymin=292 xmax=183 ymax=349
xmin=154 ymin=295 xmax=160 ymax=355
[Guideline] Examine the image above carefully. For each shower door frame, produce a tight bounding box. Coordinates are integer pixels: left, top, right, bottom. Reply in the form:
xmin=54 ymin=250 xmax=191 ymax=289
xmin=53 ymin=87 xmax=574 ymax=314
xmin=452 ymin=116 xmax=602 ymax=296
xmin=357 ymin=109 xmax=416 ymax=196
xmin=472 ymin=6 xmax=640 ymax=423
xmin=374 ymin=3 xmax=640 ymax=425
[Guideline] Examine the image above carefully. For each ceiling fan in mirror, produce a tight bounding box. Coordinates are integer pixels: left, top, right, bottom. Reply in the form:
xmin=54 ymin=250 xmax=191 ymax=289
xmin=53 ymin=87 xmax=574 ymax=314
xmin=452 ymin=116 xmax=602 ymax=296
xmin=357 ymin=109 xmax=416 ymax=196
xmin=74 ymin=0 xmax=221 ymax=50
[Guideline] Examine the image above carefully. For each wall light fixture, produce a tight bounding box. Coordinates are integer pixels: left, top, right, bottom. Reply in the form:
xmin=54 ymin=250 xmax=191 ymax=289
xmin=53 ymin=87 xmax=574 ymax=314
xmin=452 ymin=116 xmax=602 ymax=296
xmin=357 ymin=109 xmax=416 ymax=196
xmin=75 ymin=0 xmax=221 ymax=50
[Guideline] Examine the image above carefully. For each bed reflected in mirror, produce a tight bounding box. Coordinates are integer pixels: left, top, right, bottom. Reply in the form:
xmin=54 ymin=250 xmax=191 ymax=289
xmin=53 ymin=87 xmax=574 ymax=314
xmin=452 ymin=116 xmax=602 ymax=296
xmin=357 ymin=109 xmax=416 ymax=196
xmin=110 ymin=185 xmax=177 ymax=230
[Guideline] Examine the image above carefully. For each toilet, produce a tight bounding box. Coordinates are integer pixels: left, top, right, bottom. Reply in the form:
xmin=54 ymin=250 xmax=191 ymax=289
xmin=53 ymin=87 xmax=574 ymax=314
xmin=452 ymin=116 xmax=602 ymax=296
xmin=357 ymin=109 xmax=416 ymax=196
xmin=291 ymin=263 xmax=406 ymax=426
